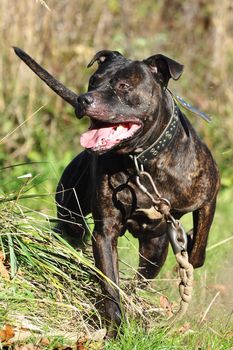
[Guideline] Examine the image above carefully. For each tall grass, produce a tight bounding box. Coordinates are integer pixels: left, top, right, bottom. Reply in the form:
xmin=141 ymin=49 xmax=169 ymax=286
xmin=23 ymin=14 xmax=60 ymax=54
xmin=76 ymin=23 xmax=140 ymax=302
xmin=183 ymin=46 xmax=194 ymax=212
xmin=0 ymin=173 xmax=165 ymax=339
xmin=0 ymin=191 xmax=103 ymax=335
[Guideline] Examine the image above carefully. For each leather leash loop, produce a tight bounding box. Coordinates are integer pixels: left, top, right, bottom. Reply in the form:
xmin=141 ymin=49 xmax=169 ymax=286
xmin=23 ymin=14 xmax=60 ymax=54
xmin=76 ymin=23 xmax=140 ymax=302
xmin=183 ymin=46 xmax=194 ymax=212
xmin=167 ymin=220 xmax=188 ymax=254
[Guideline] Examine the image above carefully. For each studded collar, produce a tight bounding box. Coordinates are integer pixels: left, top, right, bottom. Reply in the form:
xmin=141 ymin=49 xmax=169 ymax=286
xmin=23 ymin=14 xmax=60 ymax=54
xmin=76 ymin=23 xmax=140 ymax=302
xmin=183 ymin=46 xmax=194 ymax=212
xmin=134 ymin=102 xmax=179 ymax=165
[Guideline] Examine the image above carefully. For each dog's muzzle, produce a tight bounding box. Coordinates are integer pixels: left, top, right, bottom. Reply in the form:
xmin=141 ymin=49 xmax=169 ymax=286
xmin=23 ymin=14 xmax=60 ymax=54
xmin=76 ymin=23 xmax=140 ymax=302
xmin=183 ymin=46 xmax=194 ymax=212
xmin=75 ymin=93 xmax=94 ymax=119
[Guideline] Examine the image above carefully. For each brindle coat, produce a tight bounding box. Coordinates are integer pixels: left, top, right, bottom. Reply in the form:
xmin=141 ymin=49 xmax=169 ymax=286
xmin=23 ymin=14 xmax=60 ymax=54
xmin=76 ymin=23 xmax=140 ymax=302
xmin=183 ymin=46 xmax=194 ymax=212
xmin=55 ymin=51 xmax=220 ymax=337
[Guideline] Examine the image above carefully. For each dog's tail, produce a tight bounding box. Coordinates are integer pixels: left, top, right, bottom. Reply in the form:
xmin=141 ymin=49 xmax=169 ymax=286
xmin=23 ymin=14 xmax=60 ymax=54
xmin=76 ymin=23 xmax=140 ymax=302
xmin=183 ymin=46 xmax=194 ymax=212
xmin=13 ymin=47 xmax=78 ymax=108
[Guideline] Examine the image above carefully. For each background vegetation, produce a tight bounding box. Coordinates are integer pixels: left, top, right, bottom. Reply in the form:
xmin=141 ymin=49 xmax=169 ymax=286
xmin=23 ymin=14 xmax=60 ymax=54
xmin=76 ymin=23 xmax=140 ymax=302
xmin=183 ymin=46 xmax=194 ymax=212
xmin=0 ymin=0 xmax=233 ymax=349
xmin=1 ymin=0 xmax=233 ymax=186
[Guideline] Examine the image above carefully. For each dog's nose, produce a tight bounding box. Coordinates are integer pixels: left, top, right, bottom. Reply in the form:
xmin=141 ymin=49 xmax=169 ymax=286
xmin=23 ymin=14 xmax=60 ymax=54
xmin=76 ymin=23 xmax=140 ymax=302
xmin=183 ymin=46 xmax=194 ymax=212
xmin=77 ymin=93 xmax=93 ymax=106
xmin=75 ymin=93 xmax=94 ymax=119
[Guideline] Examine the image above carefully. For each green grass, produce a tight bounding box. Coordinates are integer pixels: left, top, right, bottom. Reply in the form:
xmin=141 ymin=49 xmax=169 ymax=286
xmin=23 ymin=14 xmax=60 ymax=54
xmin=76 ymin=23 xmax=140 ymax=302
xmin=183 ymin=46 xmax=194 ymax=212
xmin=105 ymin=321 xmax=233 ymax=350
xmin=0 ymin=169 xmax=232 ymax=349
xmin=112 ymin=188 xmax=233 ymax=349
xmin=0 ymin=195 xmax=104 ymax=339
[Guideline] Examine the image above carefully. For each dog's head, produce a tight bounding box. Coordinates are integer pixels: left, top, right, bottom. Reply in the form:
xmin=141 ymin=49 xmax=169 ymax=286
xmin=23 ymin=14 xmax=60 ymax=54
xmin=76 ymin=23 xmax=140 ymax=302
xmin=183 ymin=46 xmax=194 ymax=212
xmin=14 ymin=47 xmax=183 ymax=156
xmin=76 ymin=50 xmax=183 ymax=154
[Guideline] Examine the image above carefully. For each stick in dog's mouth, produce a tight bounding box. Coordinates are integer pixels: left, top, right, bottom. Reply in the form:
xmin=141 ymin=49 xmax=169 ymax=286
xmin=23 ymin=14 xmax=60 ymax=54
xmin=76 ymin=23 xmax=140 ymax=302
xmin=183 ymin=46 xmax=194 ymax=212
xmin=13 ymin=47 xmax=79 ymax=108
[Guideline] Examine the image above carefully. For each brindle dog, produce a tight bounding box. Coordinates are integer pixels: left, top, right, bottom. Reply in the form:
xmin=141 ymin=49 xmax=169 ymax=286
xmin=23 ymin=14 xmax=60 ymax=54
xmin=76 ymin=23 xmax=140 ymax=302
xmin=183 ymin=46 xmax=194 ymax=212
xmin=14 ymin=48 xmax=220 ymax=337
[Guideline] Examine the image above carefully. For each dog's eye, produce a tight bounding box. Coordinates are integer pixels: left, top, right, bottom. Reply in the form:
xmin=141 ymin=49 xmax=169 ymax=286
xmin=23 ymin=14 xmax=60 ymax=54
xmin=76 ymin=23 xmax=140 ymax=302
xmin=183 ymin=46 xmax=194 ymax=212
xmin=116 ymin=81 xmax=130 ymax=91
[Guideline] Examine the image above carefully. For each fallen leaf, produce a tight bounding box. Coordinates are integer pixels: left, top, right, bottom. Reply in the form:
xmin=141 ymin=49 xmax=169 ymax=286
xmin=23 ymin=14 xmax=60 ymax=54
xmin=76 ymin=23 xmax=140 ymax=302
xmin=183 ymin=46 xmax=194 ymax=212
xmin=39 ymin=337 xmax=50 ymax=346
xmin=0 ymin=252 xmax=10 ymax=280
xmin=0 ymin=324 xmax=15 ymax=342
xmin=178 ymin=322 xmax=191 ymax=334
xmin=159 ymin=295 xmax=173 ymax=317
xmin=209 ymin=284 xmax=229 ymax=294
xmin=159 ymin=295 xmax=170 ymax=308
xmin=77 ymin=338 xmax=88 ymax=350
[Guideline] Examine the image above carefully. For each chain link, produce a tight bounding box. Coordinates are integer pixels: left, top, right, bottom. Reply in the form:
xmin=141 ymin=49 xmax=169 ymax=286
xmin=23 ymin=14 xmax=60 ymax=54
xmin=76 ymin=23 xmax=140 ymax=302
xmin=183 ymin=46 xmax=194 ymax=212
xmin=134 ymin=155 xmax=186 ymax=252
xmin=133 ymin=155 xmax=193 ymax=324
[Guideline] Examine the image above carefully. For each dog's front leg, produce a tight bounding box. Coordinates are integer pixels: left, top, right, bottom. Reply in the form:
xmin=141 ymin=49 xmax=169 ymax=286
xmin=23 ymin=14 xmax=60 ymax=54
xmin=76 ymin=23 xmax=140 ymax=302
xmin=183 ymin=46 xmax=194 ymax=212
xmin=92 ymin=221 xmax=121 ymax=338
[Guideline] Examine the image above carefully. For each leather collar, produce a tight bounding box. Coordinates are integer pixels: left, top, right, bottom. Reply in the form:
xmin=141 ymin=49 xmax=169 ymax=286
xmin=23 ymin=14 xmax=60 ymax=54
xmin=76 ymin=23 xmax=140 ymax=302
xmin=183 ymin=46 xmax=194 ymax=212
xmin=134 ymin=104 xmax=179 ymax=164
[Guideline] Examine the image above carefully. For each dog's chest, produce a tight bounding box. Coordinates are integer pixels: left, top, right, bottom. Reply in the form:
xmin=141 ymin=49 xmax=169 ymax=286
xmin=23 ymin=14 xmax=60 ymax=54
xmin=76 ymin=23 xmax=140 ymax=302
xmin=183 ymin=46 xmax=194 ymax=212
xmin=109 ymin=172 xmax=166 ymax=237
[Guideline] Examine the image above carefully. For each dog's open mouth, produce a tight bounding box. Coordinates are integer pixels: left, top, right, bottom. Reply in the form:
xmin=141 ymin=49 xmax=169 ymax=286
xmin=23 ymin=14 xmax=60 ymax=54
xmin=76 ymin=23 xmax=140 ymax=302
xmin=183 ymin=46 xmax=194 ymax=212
xmin=80 ymin=119 xmax=141 ymax=151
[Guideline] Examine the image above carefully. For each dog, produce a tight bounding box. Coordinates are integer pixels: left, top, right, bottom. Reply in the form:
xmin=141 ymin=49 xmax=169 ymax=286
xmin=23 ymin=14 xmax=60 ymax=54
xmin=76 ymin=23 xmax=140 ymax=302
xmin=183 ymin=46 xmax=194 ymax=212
xmin=14 ymin=48 xmax=220 ymax=338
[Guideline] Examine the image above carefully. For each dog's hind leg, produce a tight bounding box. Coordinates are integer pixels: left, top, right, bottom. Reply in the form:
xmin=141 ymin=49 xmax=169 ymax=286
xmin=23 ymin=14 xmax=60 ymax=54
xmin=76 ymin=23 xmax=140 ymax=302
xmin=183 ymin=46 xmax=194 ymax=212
xmin=188 ymin=196 xmax=217 ymax=268
xmin=55 ymin=151 xmax=92 ymax=247
xmin=137 ymin=233 xmax=169 ymax=281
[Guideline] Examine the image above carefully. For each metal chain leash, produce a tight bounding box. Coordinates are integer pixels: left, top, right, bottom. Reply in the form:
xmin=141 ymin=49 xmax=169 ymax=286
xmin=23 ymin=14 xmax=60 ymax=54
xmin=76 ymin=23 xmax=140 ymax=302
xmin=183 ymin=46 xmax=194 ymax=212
xmin=133 ymin=156 xmax=194 ymax=324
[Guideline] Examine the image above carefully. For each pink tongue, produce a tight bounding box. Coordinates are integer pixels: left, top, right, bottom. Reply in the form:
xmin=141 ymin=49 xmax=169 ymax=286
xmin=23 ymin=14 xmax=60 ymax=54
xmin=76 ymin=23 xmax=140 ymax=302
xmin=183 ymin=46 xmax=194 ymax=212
xmin=80 ymin=123 xmax=140 ymax=149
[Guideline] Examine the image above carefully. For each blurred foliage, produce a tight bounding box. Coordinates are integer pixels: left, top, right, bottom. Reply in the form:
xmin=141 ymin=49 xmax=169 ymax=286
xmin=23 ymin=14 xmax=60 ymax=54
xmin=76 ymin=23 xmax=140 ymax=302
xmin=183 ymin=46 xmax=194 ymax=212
xmin=0 ymin=0 xmax=233 ymax=195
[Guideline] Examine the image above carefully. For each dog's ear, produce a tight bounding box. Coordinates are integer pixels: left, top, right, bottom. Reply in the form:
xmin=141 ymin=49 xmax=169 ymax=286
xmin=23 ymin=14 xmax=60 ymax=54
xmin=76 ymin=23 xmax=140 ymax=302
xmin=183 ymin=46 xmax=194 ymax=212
xmin=87 ymin=50 xmax=123 ymax=68
xmin=144 ymin=54 xmax=184 ymax=86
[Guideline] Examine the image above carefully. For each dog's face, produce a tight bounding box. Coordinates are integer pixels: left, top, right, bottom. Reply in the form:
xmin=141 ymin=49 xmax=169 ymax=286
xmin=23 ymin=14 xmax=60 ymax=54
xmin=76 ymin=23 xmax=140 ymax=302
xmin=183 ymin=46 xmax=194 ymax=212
xmin=76 ymin=50 xmax=183 ymax=154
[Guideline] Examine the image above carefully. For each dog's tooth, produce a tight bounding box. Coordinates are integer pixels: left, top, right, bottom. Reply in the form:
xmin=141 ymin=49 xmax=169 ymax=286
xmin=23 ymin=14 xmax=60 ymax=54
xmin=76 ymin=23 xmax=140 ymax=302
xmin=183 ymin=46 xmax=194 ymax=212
xmin=116 ymin=125 xmax=125 ymax=131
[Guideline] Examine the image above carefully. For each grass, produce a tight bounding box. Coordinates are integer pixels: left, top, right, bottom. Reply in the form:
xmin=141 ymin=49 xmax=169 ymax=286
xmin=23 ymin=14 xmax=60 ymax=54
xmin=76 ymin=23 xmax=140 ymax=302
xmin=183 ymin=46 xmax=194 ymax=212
xmin=105 ymin=321 xmax=233 ymax=350
xmin=0 ymin=178 xmax=154 ymax=344
xmin=0 ymin=201 xmax=103 ymax=338
xmin=115 ymin=187 xmax=233 ymax=350
xmin=0 ymin=165 xmax=232 ymax=349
